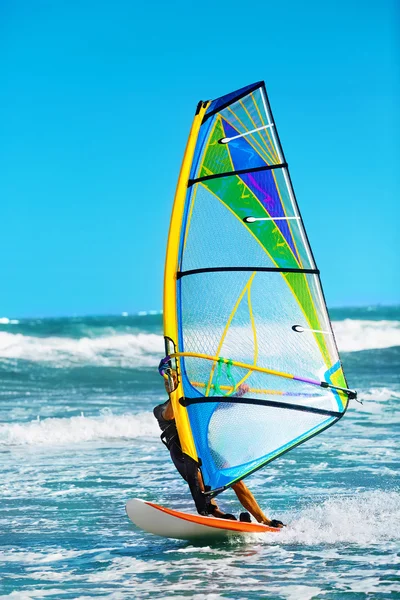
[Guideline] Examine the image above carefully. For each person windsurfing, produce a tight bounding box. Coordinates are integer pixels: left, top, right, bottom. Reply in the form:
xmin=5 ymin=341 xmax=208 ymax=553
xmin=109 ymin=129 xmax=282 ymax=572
xmin=153 ymin=369 xmax=284 ymax=527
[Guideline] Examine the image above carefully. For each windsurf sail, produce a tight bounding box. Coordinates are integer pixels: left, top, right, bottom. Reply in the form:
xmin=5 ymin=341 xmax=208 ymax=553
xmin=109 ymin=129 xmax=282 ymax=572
xmin=162 ymin=82 xmax=356 ymax=495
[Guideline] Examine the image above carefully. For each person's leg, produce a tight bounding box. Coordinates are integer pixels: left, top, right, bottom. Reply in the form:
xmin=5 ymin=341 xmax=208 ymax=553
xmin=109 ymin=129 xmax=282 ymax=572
xmin=232 ymin=480 xmax=269 ymax=523
xmin=232 ymin=481 xmax=285 ymax=527
xmin=169 ymin=443 xmax=212 ymax=515
xmin=195 ymin=468 xmax=237 ymax=519
xmin=195 ymin=471 xmax=232 ymax=518
xmin=169 ymin=444 xmax=235 ymax=518
xmin=169 ymin=442 xmax=187 ymax=481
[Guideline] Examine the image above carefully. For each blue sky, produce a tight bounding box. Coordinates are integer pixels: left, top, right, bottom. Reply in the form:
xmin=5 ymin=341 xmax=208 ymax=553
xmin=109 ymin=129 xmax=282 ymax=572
xmin=1 ymin=0 xmax=399 ymax=317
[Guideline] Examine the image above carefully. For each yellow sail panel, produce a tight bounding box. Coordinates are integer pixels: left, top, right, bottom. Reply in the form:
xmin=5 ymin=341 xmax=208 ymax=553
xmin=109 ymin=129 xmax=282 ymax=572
xmin=163 ymin=101 xmax=210 ymax=460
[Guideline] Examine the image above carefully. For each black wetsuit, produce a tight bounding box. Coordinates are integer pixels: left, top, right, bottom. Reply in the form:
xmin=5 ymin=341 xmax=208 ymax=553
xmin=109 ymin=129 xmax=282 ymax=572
xmin=153 ymin=401 xmax=187 ymax=482
xmin=153 ymin=400 xmax=214 ymax=515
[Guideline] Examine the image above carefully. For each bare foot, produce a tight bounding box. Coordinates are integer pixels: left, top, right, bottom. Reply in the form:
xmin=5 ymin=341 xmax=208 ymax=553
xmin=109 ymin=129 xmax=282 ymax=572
xmin=212 ymin=507 xmax=237 ymax=520
xmin=213 ymin=507 xmax=227 ymax=518
xmin=264 ymin=519 xmax=285 ymax=528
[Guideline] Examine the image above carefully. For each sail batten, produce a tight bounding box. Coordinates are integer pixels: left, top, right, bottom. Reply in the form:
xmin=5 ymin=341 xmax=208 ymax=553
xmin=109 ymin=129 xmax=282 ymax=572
xmin=162 ymin=82 xmax=355 ymax=494
xmin=188 ymin=162 xmax=287 ymax=186
xmin=177 ymin=267 xmax=320 ymax=278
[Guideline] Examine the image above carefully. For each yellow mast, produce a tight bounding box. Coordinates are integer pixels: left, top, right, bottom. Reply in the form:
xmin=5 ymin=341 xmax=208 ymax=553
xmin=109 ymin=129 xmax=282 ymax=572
xmin=163 ymin=101 xmax=210 ymax=460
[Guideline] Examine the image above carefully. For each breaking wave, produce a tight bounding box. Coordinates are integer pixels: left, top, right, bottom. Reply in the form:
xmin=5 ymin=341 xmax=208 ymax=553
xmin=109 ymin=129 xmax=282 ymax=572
xmin=0 ymin=331 xmax=164 ymax=367
xmin=0 ymin=319 xmax=398 ymax=368
xmin=0 ymin=411 xmax=158 ymax=446
xmin=333 ymin=319 xmax=400 ymax=352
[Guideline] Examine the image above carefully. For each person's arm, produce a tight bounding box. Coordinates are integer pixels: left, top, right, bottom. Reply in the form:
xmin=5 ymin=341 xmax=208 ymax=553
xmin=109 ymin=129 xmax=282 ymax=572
xmin=162 ymin=400 xmax=174 ymax=420
xmin=232 ymin=481 xmax=268 ymax=522
xmin=232 ymin=480 xmax=284 ymax=527
xmin=235 ymin=383 xmax=249 ymax=397
xmin=162 ymin=371 xmax=178 ymax=420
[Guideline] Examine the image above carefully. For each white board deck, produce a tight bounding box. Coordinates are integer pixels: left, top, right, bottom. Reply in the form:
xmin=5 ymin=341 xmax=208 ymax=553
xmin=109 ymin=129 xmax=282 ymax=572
xmin=126 ymin=498 xmax=281 ymax=541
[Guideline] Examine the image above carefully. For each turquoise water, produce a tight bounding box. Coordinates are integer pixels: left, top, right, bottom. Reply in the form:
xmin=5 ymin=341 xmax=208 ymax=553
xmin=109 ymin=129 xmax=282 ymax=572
xmin=1 ymin=307 xmax=399 ymax=599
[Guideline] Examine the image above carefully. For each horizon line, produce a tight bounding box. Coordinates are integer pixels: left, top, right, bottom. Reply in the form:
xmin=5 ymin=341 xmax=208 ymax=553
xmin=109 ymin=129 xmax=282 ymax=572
xmin=1 ymin=304 xmax=399 ymax=322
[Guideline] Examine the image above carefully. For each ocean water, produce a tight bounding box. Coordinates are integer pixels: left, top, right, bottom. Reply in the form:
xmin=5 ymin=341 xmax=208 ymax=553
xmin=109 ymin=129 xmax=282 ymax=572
xmin=0 ymin=306 xmax=399 ymax=599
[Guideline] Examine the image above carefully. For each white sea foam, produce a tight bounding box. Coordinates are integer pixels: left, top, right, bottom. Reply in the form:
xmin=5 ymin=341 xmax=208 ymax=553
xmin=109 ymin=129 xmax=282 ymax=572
xmin=332 ymin=319 xmax=400 ymax=352
xmin=0 ymin=319 xmax=398 ymax=369
xmin=0 ymin=331 xmax=164 ymax=367
xmin=0 ymin=411 xmax=158 ymax=446
xmin=0 ymin=492 xmax=399 ymax=598
xmin=275 ymin=490 xmax=400 ymax=545
xmin=358 ymin=387 xmax=400 ymax=403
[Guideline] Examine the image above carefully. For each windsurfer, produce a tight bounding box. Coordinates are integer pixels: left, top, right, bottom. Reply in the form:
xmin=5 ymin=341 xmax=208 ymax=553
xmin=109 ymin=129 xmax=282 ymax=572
xmin=153 ymin=371 xmax=284 ymax=527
